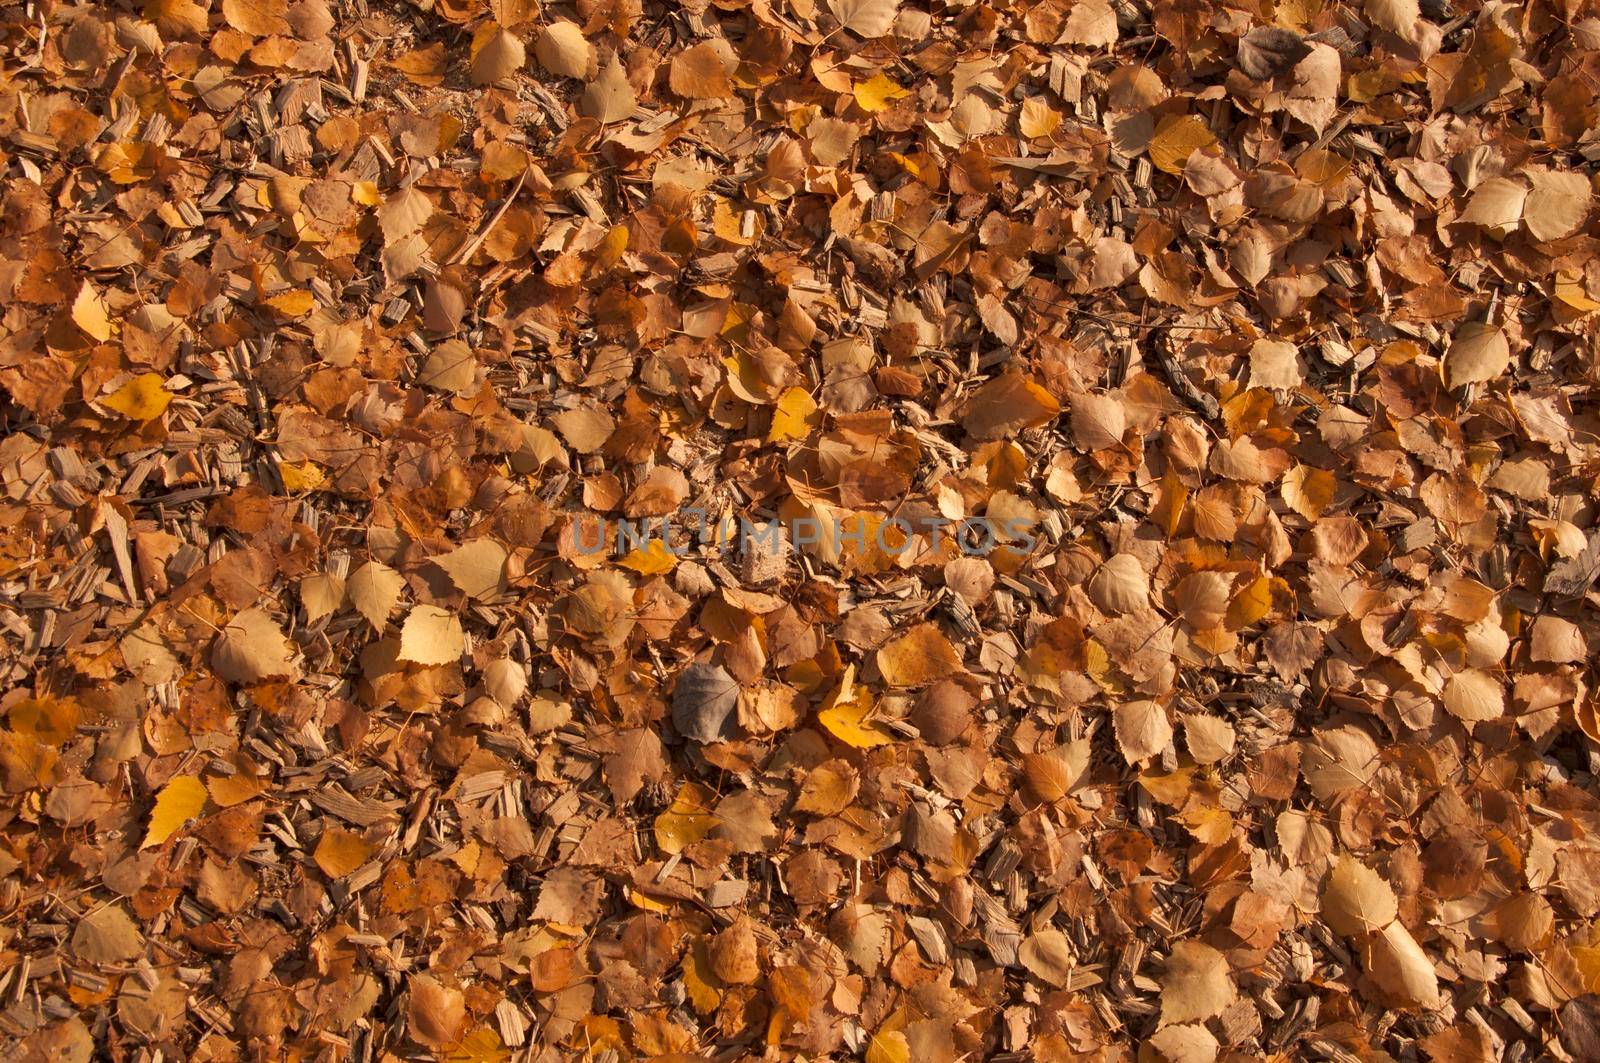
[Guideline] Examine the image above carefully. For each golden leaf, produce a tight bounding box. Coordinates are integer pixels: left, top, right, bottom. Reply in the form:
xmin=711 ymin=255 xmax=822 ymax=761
xmin=279 ymin=461 xmax=325 ymax=493
xmin=101 ymin=374 xmax=173 ymax=421
xmin=1149 ymin=114 xmax=1217 ymax=175
xmin=1019 ymin=97 xmax=1063 ymax=139
xmin=654 ymin=782 xmax=719 ymax=854
xmin=314 ymin=827 xmax=374 ymax=878
xmin=72 ymin=282 xmax=114 ymax=341
xmin=818 ymin=685 xmax=895 ymax=748
xmin=768 ymin=386 xmax=822 ymax=442
xmin=682 ymin=938 xmax=724 ymax=1013
xmin=876 ymin=622 xmax=962 ymax=687
xmin=854 ymin=73 xmax=910 ymax=113
xmin=866 ymin=1029 xmax=910 ymax=1063
xmin=143 ymin=776 xmax=208 ymax=849
xmin=443 ymin=1029 xmax=511 ymax=1063
xmin=619 ymin=539 xmax=677 ymax=575
xmin=264 ymin=289 xmax=314 ymax=317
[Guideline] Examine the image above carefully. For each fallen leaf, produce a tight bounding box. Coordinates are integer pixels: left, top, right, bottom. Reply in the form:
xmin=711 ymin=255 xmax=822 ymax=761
xmin=399 ymin=606 xmax=464 ymax=666
xmin=314 ymin=827 xmax=373 ymax=877
xmin=829 ymin=0 xmax=900 ymax=38
xmin=212 ymin=608 xmax=298 ymax=684
xmin=1238 ymin=26 xmax=1311 ymax=80
xmin=72 ymin=905 xmax=144 ymax=964
xmin=581 ymin=53 xmax=636 ymax=123
xmin=470 ymin=24 xmax=525 ymax=86
xmin=1444 ymin=322 xmax=1511 ymax=388
xmin=435 ymin=539 xmax=508 ymax=600
xmin=348 ymin=561 xmax=406 ymax=629
xmin=101 ymin=374 xmax=174 ymax=421
xmin=534 ymin=21 xmax=591 ymax=78
xmin=672 ymin=661 xmax=740 ymax=743
xmin=1161 ymin=940 xmax=1237 ymax=1024
xmin=818 ymin=683 xmax=895 ymax=748
xmin=1150 ymin=114 xmax=1217 ymax=175
xmin=72 ymin=281 xmax=113 ymax=341
xmin=876 ymin=623 xmax=962 ymax=687
xmin=143 ymin=775 xmax=208 ymax=849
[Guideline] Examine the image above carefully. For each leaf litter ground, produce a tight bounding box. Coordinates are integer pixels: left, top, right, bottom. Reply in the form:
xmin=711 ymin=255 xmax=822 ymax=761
xmin=3 ymin=0 xmax=1600 ymax=1061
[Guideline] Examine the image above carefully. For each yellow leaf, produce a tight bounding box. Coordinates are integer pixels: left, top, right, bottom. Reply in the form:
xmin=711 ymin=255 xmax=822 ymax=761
xmin=1149 ymin=114 xmax=1217 ymax=175
xmin=1555 ymin=271 xmax=1600 ymax=313
xmin=720 ymin=302 xmax=755 ymax=342
xmin=1175 ymin=801 xmax=1234 ymax=845
xmin=712 ymin=198 xmax=761 ymax=246
xmin=682 ymin=938 xmax=724 ymax=1014
xmin=142 ymin=775 xmax=208 ymax=849
xmin=1083 ymin=637 xmax=1116 ymax=692
xmin=876 ymin=622 xmax=962 ymax=687
xmin=265 ymin=289 xmax=315 ymax=317
xmin=1019 ymin=97 xmax=1062 ymax=139
xmin=1571 ymin=946 xmax=1600 ymax=992
xmin=594 ymin=223 xmax=630 ymax=271
xmin=72 ymin=281 xmax=115 ymax=340
xmin=1281 ymin=465 xmax=1335 ymax=520
xmin=72 ymin=281 xmax=114 ymax=341
xmin=1225 ymin=575 xmax=1273 ymax=629
xmin=627 ymin=888 xmax=673 ymax=913
xmin=854 ymin=73 xmax=910 ymax=113
xmin=9 ymin=697 xmax=79 ymax=746
xmin=768 ymin=386 xmax=821 ymax=442
xmin=1138 ymin=765 xmax=1196 ymax=806
xmin=818 ymin=683 xmax=895 ymax=749
xmin=314 ymin=827 xmax=374 ymax=878
xmin=279 ymin=461 xmax=326 ymax=493
xmin=443 ymin=1029 xmax=511 ymax=1063
xmin=96 ymin=141 xmax=165 ymax=184
xmin=655 ymin=781 xmax=719 ymax=854
xmin=1150 ymin=468 xmax=1188 ymax=539
xmin=206 ymin=753 xmax=267 ymax=807
xmin=353 ymin=180 xmax=382 ymax=206
xmin=1345 ymin=68 xmax=1391 ymax=104
xmin=1225 ymin=575 xmax=1293 ymax=630
xmin=867 ymin=1029 xmax=911 ymax=1063
xmin=102 ymin=373 xmax=174 ymax=421
xmin=884 ymin=151 xmax=921 ymax=177
xmin=619 ymin=539 xmax=677 ymax=575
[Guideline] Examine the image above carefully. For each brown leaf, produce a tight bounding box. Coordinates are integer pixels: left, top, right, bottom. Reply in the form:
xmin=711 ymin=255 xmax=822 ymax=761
xmin=72 ymin=905 xmax=144 ymax=964
xmin=669 ymin=41 xmax=733 ymax=99
xmin=1160 ymin=940 xmax=1236 ymax=1024
xmin=212 ymin=608 xmax=299 ymax=684
xmin=1237 ymin=26 xmax=1311 ymax=80
xmin=470 ymin=24 xmax=525 ymax=86
xmin=534 ymin=21 xmax=592 ymax=78
xmin=406 ymin=974 xmax=466 ymax=1049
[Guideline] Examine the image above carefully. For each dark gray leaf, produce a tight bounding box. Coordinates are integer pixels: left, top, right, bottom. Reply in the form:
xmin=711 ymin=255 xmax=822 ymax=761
xmin=672 ymin=661 xmax=739 ymax=743
xmin=1563 ymin=995 xmax=1600 ymax=1059
xmin=1546 ymin=535 xmax=1600 ymax=598
xmin=1237 ymin=27 xmax=1312 ymax=81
